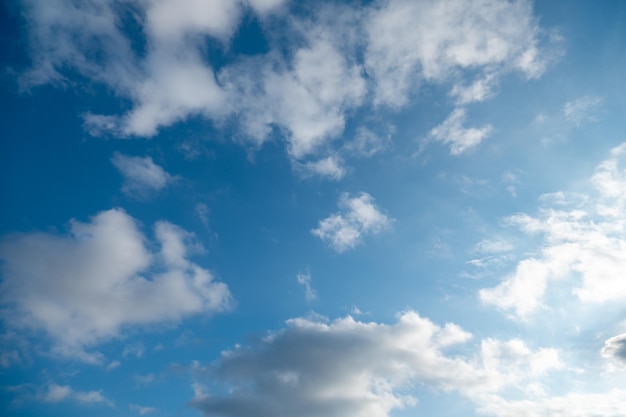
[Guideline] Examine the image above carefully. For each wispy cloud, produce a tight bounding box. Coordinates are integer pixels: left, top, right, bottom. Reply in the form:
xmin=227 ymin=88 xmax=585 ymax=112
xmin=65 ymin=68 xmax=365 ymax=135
xmin=312 ymin=192 xmax=392 ymax=252
xmin=563 ymin=96 xmax=603 ymax=127
xmin=294 ymin=156 xmax=347 ymax=181
xmin=296 ymin=271 xmax=317 ymax=301
xmin=40 ymin=383 xmax=112 ymax=407
xmin=428 ymin=108 xmax=493 ymax=155
xmin=130 ymin=404 xmax=158 ymax=415
xmin=122 ymin=342 xmax=145 ymax=359
xmin=111 ymin=153 xmax=175 ymax=199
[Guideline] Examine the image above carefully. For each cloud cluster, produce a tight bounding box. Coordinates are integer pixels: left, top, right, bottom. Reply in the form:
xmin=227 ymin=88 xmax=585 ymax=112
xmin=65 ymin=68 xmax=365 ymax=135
xmin=0 ymin=209 xmax=232 ymax=362
xmin=480 ymin=143 xmax=626 ymax=318
xmin=191 ymin=310 xmax=561 ymax=417
xmin=111 ymin=152 xmax=174 ymax=198
xmin=312 ymin=192 xmax=392 ymax=252
xmin=21 ymin=0 xmax=554 ymax=162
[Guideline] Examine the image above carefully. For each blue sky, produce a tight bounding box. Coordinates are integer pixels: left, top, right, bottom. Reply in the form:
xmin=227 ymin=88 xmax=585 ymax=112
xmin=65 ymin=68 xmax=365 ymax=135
xmin=1 ymin=0 xmax=626 ymax=416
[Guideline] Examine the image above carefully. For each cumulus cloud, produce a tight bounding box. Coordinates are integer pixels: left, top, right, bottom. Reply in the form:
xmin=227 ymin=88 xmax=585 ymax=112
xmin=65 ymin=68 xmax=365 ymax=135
xmin=563 ymin=96 xmax=603 ymax=127
xmin=40 ymin=383 xmax=112 ymax=406
xmin=296 ymin=271 xmax=317 ymax=301
xmin=428 ymin=108 xmax=493 ymax=155
xmin=0 ymin=209 xmax=232 ymax=362
xmin=221 ymin=38 xmax=367 ymax=159
xmin=111 ymin=153 xmax=174 ymax=198
xmin=365 ymin=0 xmax=552 ymax=107
xmin=20 ymin=0 xmax=554 ymax=163
xmin=312 ymin=192 xmax=392 ymax=252
xmin=602 ymin=333 xmax=626 ymax=366
xmin=190 ymin=311 xmax=561 ymax=417
xmin=480 ymin=143 xmax=626 ymax=319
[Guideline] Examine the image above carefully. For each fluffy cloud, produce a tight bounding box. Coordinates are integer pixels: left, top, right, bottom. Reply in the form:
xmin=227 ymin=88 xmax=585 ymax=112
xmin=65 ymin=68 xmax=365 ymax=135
xmin=365 ymin=0 xmax=551 ymax=107
xmin=480 ymin=143 xmax=626 ymax=319
xmin=0 ymin=209 xmax=232 ymax=362
xmin=221 ymin=38 xmax=367 ymax=159
xmin=428 ymin=108 xmax=493 ymax=155
xmin=20 ymin=0 xmax=554 ymax=163
xmin=602 ymin=333 xmax=626 ymax=366
xmin=312 ymin=192 xmax=392 ymax=252
xmin=190 ymin=311 xmax=561 ymax=417
xmin=111 ymin=153 xmax=174 ymax=198
xmin=40 ymin=383 xmax=112 ymax=406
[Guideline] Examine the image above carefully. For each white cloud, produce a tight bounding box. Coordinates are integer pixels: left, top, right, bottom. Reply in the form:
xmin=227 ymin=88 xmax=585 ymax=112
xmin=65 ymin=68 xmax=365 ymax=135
xmin=501 ymin=170 xmax=523 ymax=197
xmin=602 ymin=333 xmax=626 ymax=367
xmin=312 ymin=192 xmax=392 ymax=252
xmin=450 ymin=73 xmax=498 ymax=105
xmin=0 ymin=209 xmax=232 ymax=362
xmin=344 ymin=126 xmax=391 ymax=158
xmin=563 ymin=96 xmax=603 ymax=127
xmin=122 ymin=342 xmax=145 ymax=359
xmin=195 ymin=203 xmax=210 ymax=228
xmin=294 ymin=156 xmax=347 ymax=181
xmin=478 ymin=390 xmax=626 ymax=417
xmin=480 ymin=143 xmax=626 ymax=319
xmin=130 ymin=404 xmax=158 ymax=415
xmin=474 ymin=239 xmax=514 ymax=254
xmin=296 ymin=271 xmax=317 ymax=301
xmin=134 ymin=373 xmax=156 ymax=386
xmin=365 ymin=0 xmax=551 ymax=107
xmin=221 ymin=38 xmax=367 ymax=159
xmin=21 ymin=0 xmax=554 ymax=164
xmin=111 ymin=153 xmax=174 ymax=198
xmin=428 ymin=108 xmax=493 ymax=155
xmin=190 ymin=311 xmax=561 ymax=417
xmin=40 ymin=383 xmax=112 ymax=406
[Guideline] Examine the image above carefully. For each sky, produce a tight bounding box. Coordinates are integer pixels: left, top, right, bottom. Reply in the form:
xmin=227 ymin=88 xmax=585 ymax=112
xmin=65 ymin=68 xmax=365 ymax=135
xmin=1 ymin=0 xmax=626 ymax=416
